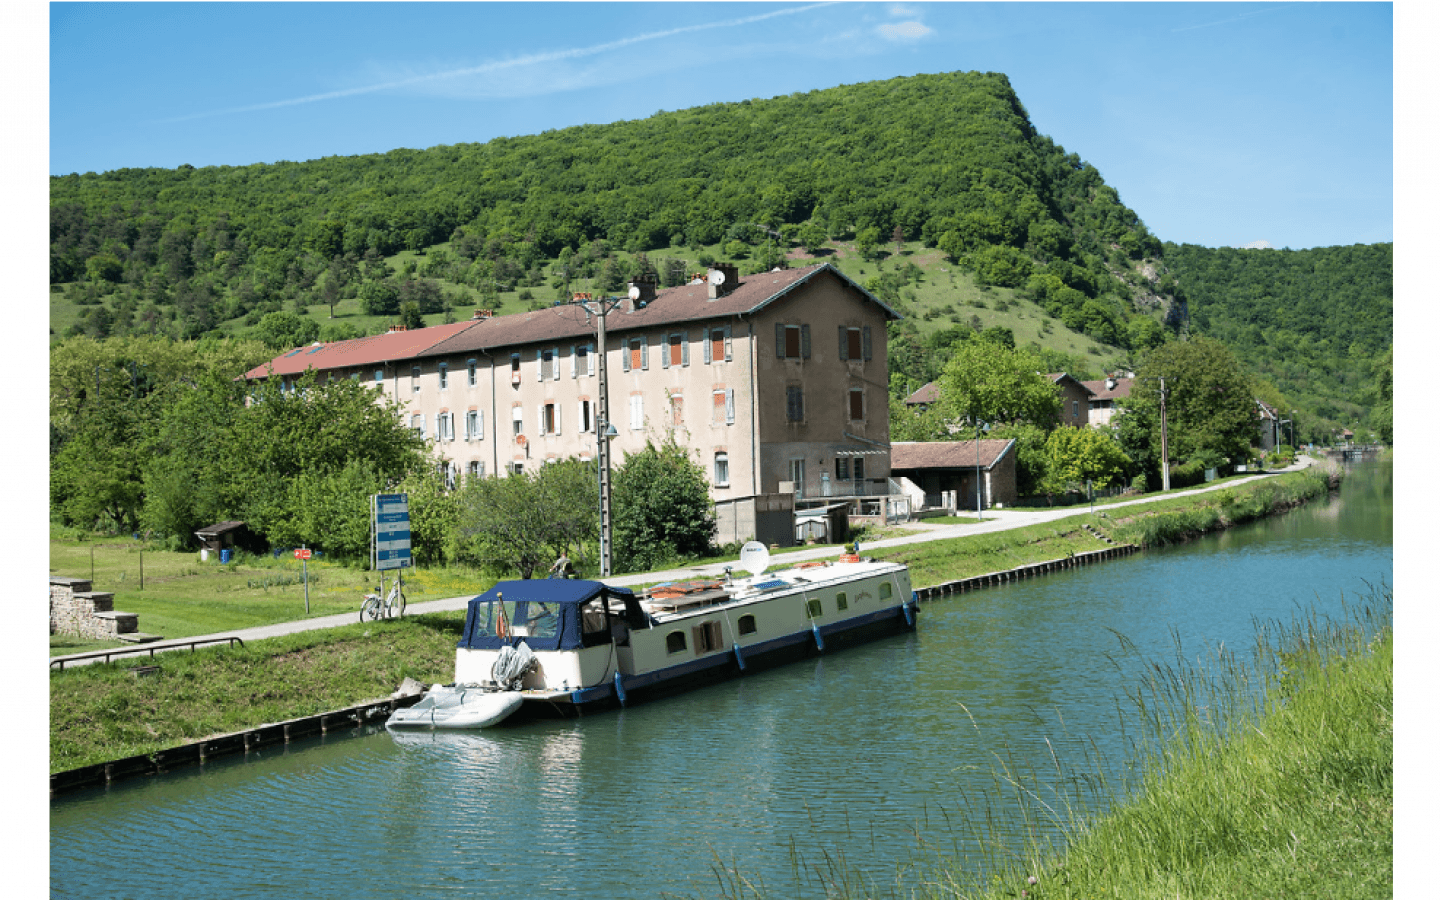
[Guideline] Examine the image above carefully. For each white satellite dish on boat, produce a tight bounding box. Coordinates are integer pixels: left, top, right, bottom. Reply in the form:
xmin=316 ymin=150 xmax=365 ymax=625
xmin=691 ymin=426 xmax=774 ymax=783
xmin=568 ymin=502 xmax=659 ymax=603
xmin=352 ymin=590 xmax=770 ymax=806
xmin=738 ymin=540 xmax=770 ymax=577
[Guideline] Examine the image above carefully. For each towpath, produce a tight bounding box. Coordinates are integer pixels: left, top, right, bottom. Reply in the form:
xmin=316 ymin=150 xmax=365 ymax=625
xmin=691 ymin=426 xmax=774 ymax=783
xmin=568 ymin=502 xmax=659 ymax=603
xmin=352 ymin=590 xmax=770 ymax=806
xmin=51 ymin=458 xmax=1317 ymax=668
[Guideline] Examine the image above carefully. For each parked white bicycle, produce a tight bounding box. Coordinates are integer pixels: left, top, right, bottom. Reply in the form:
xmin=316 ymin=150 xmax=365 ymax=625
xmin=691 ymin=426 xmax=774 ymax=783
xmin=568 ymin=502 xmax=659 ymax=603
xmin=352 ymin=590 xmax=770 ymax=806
xmin=360 ymin=579 xmax=407 ymax=622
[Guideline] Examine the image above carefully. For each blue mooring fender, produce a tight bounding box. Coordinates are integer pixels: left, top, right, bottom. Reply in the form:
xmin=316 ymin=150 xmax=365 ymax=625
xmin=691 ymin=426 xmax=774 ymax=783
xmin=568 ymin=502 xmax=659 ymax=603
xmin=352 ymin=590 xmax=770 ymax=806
xmin=733 ymin=642 xmax=746 ymax=672
xmin=811 ymin=622 xmax=825 ymax=652
xmin=613 ymin=671 xmax=628 ymax=707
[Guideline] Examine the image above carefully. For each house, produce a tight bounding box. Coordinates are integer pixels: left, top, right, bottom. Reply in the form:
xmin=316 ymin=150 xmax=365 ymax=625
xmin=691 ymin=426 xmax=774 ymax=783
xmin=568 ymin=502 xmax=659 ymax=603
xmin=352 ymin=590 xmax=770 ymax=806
xmin=1080 ymin=375 xmax=1133 ymax=428
xmin=243 ymin=262 xmax=902 ymax=545
xmin=1256 ymin=400 xmax=1281 ymax=451
xmin=1046 ymin=373 xmax=1094 ymax=427
xmin=903 ymin=381 xmax=940 ymax=408
xmin=890 ymin=439 xmax=1019 ymax=510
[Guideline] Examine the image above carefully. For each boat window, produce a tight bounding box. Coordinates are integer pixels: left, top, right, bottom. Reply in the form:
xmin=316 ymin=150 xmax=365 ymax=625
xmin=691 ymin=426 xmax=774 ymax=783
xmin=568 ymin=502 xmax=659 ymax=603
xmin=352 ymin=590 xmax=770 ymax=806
xmin=880 ymin=582 xmax=893 ymax=601
xmin=835 ymin=592 xmax=848 ymax=611
xmin=580 ymin=599 xmax=608 ymax=633
xmin=692 ymin=621 xmax=723 ymax=654
xmin=738 ymin=615 xmax=757 ymax=636
xmin=509 ymin=602 xmax=560 ymax=639
xmin=806 ymin=599 xmax=823 ymax=619
xmin=666 ymin=631 xmax=688 ymax=654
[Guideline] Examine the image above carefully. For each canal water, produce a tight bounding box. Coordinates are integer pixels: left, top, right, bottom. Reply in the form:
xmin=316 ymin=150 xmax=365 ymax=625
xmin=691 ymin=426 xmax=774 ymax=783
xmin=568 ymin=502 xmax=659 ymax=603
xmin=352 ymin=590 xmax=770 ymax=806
xmin=50 ymin=463 xmax=1392 ymax=900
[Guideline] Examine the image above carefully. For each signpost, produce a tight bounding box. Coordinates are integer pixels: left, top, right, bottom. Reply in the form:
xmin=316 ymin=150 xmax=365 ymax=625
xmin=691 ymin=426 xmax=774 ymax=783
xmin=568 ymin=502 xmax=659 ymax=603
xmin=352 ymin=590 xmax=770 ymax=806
xmin=293 ymin=546 xmax=312 ymax=613
xmin=371 ymin=493 xmax=412 ymax=604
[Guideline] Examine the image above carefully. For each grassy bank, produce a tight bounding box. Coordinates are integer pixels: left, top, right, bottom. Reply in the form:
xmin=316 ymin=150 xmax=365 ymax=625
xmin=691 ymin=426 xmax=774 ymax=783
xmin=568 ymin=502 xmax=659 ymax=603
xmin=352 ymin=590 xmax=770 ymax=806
xmin=49 ymin=469 xmax=1332 ymax=774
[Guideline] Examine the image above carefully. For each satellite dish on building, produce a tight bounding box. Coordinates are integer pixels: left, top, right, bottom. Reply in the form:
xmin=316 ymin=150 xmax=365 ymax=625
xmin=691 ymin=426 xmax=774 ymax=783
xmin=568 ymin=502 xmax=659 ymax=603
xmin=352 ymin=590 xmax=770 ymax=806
xmin=738 ymin=540 xmax=770 ymax=577
xmin=628 ymin=285 xmax=641 ymax=300
xmin=709 ymin=269 xmax=726 ymax=286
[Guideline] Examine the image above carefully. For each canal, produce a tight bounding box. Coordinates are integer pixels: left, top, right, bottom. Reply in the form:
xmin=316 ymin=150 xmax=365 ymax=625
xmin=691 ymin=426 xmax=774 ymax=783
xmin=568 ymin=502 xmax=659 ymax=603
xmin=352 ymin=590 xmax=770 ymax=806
xmin=50 ymin=462 xmax=1392 ymax=899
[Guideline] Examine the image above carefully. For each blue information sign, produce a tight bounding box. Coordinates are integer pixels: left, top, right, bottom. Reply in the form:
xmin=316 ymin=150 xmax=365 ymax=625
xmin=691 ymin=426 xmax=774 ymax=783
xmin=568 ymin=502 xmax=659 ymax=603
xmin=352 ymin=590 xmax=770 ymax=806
xmin=372 ymin=493 xmax=413 ymax=570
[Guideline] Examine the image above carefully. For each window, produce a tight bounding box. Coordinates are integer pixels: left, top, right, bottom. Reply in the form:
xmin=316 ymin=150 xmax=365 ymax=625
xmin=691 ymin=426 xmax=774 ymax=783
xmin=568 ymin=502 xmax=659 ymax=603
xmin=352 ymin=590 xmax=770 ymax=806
xmin=438 ymin=412 xmax=455 ymax=442
xmin=1073 ymin=400 xmax=1080 ymax=420
xmin=669 ymin=393 xmax=684 ymax=426
xmin=512 ymin=405 xmax=524 ymax=436
xmin=579 ymin=399 xmax=594 ymax=434
xmin=789 ymin=458 xmax=805 ymax=498
xmin=411 ymin=365 xmax=421 ymax=392
xmin=510 ymin=353 xmax=521 ymax=382
xmin=836 ymin=592 xmax=848 ymax=611
xmin=572 ymin=343 xmax=595 ymax=378
xmin=705 ymin=326 xmax=732 ymax=364
xmin=835 ymin=457 xmax=850 ymax=480
xmin=410 ymin=414 xmax=424 ymax=438
xmin=467 ymin=359 xmax=477 ymax=387
xmin=539 ymin=347 xmax=560 ymax=382
xmin=630 ymin=394 xmax=644 ymax=430
xmin=854 ymin=457 xmax=865 ymax=482
xmin=509 ymin=461 xmax=525 ymax=475
xmin=666 ymin=631 xmax=688 ymax=654
xmin=806 ymin=598 xmax=823 ymax=619
xmin=466 ymin=409 xmax=483 ymax=441
xmin=374 ymin=369 xmax=384 ymax=383
xmin=442 ymin=461 xmax=456 ymax=490
xmin=737 ymin=615 xmax=757 ymax=636
xmin=714 ymin=452 xmax=729 ymax=487
xmin=663 ymin=333 xmax=688 ymax=368
xmin=623 ymin=336 xmax=647 ymax=371
xmin=438 ymin=363 xmax=448 ymax=390
xmin=880 ymin=582 xmax=893 ymax=601
xmin=712 ymin=388 xmax=735 ymax=425
xmin=838 ymin=326 xmax=873 ymax=361
xmin=468 ymin=460 xmax=484 ymax=479
xmin=692 ymin=621 xmax=723 ymax=654
xmin=776 ymin=323 xmax=810 ymax=359
xmin=786 ymin=385 xmax=804 ymax=422
xmin=540 ymin=402 xmax=560 ymax=436
xmin=849 ymin=387 xmax=865 ymax=421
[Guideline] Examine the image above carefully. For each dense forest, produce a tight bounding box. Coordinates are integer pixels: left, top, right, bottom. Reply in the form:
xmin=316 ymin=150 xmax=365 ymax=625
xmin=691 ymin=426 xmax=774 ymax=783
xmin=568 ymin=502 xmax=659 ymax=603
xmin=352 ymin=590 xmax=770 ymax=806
xmin=50 ymin=71 xmax=1175 ymax=356
xmin=1163 ymin=242 xmax=1392 ymax=428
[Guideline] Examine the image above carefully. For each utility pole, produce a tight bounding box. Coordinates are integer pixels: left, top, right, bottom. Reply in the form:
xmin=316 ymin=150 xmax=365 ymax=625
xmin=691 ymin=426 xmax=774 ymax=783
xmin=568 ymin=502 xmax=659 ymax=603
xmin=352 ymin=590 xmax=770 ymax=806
xmin=1158 ymin=376 xmax=1171 ymax=492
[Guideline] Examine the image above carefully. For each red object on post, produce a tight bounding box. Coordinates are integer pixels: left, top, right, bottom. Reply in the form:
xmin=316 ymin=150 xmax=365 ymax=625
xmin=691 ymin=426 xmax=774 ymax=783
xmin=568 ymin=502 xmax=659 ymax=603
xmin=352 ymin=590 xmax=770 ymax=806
xmin=294 ymin=548 xmax=312 ymax=560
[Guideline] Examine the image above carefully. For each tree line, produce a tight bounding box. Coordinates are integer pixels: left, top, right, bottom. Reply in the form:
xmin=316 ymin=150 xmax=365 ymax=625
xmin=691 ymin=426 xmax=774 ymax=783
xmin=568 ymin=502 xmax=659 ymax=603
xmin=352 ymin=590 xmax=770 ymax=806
xmin=50 ymin=335 xmax=715 ymax=577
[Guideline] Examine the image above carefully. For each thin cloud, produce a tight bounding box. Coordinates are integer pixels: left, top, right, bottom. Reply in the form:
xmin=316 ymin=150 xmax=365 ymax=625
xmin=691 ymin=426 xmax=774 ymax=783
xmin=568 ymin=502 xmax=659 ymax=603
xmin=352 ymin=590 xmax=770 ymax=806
xmin=1170 ymin=5 xmax=1288 ymax=33
xmin=878 ymin=21 xmax=933 ymax=42
xmin=158 ymin=3 xmax=838 ymax=123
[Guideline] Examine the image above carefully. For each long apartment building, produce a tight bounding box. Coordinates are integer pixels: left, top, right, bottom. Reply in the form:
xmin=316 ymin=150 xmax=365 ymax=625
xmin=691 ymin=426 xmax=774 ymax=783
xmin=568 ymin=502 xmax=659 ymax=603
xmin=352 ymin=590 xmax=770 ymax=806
xmin=243 ymin=262 xmax=902 ymax=543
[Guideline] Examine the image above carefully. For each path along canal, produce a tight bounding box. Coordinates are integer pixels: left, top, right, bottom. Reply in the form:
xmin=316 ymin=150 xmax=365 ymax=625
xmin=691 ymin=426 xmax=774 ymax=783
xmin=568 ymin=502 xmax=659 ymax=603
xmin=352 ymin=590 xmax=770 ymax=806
xmin=50 ymin=461 xmax=1392 ymax=899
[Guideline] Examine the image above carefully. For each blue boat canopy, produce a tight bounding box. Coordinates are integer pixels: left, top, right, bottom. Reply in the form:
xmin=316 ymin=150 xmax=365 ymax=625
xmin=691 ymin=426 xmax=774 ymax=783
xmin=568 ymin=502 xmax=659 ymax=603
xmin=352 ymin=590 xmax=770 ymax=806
xmin=458 ymin=579 xmax=648 ymax=652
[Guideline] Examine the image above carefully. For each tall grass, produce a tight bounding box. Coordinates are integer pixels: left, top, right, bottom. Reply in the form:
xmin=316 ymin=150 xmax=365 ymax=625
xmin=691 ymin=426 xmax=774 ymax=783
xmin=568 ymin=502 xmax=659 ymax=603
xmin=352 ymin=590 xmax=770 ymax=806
xmin=699 ymin=584 xmax=1392 ymax=900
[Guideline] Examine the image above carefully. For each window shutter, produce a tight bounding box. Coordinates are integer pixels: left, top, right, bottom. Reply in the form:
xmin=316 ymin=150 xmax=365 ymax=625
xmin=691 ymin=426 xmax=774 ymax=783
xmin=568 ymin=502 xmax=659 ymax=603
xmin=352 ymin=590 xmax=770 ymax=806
xmin=623 ymin=343 xmax=631 ymax=372
xmin=726 ymin=388 xmax=735 ymax=424
xmin=588 ymin=344 xmax=596 ymax=376
xmin=553 ymin=347 xmax=561 ymax=381
xmin=570 ymin=345 xmax=577 ymax=378
xmin=704 ymin=331 xmax=713 ymax=364
xmin=662 ymin=337 xmax=670 ymax=369
xmin=724 ymin=324 xmax=732 ymax=361
xmin=682 ymin=333 xmax=690 ymax=367
xmin=640 ymin=335 xmax=648 ymax=370
xmin=538 ymin=406 xmax=546 ymax=436
xmin=554 ymin=405 xmax=561 ymax=435
xmin=536 ymin=350 xmax=544 ymax=380
xmin=801 ymin=324 xmax=811 ymax=359
xmin=863 ymin=326 xmax=872 ymax=361
xmin=775 ymin=322 xmax=785 ymax=358
xmin=838 ymin=325 xmax=848 ymax=361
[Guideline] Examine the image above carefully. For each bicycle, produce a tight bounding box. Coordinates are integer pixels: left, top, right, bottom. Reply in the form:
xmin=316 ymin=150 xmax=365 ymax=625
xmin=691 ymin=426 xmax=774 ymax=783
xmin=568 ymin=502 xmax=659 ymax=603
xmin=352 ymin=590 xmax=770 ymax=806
xmin=360 ymin=578 xmax=407 ymax=623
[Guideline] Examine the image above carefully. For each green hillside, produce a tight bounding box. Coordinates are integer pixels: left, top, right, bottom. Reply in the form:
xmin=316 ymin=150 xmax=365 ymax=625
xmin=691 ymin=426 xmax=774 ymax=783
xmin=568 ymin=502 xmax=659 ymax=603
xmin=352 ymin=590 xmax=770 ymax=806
xmin=50 ymin=71 xmax=1176 ymax=377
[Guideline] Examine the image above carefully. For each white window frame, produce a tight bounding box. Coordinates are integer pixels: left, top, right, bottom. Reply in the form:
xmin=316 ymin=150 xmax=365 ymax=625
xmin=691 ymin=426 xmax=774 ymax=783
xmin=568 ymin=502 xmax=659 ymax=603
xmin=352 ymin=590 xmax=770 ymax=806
xmin=411 ymin=365 xmax=421 ymax=393
xmin=438 ymin=362 xmax=448 ymax=390
xmin=467 ymin=359 xmax=477 ymax=387
xmin=630 ymin=394 xmax=644 ymax=431
xmin=714 ymin=452 xmax=730 ymax=487
xmin=466 ymin=409 xmax=483 ymax=441
xmin=512 ymin=405 xmax=524 ymax=436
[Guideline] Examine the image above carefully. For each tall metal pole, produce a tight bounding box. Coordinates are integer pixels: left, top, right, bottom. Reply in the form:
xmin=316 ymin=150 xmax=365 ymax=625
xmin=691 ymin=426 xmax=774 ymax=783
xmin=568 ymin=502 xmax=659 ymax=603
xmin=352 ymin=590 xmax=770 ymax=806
xmin=975 ymin=426 xmax=983 ymax=520
xmin=595 ymin=300 xmax=613 ymax=578
xmin=1158 ymin=376 xmax=1171 ymax=492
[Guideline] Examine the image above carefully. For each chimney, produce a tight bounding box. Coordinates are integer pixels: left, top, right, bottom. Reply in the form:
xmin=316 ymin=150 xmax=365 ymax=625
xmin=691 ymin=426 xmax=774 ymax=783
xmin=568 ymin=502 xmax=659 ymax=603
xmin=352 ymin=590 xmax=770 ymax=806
xmin=472 ymin=308 xmax=494 ymax=320
xmin=626 ymin=273 xmax=658 ymax=309
xmin=706 ymin=263 xmax=740 ymax=299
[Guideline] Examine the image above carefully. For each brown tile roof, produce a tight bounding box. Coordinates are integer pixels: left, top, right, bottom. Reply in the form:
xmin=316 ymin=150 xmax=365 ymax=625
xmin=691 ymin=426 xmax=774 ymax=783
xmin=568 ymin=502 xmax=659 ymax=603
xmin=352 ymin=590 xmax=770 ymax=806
xmin=1081 ymin=377 xmax=1133 ymax=402
xmin=243 ymin=263 xmax=897 ymax=379
xmin=241 ymin=320 xmax=479 ymax=380
xmin=421 ymin=262 xmax=898 ymax=359
xmin=905 ymin=382 xmax=940 ymax=405
xmin=890 ymin=439 xmax=1015 ymax=471
xmin=1046 ymin=372 xmax=1095 ymax=396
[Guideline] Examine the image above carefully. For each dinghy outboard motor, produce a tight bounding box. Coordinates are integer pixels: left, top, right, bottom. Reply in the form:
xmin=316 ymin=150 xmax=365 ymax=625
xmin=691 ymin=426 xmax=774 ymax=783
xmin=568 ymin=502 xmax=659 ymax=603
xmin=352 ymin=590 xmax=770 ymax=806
xmin=491 ymin=642 xmax=536 ymax=690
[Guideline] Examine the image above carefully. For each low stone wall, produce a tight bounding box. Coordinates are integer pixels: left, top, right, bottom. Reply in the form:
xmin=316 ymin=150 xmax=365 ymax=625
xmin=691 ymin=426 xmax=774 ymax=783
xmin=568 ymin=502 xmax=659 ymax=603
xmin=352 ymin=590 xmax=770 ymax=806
xmin=50 ymin=576 xmax=138 ymax=640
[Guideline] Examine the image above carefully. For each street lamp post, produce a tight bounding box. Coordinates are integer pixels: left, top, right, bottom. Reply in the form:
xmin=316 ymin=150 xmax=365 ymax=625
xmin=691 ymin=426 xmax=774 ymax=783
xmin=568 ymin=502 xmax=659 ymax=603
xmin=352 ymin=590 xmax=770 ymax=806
xmin=975 ymin=424 xmax=985 ymax=520
xmin=1158 ymin=376 xmax=1171 ymax=492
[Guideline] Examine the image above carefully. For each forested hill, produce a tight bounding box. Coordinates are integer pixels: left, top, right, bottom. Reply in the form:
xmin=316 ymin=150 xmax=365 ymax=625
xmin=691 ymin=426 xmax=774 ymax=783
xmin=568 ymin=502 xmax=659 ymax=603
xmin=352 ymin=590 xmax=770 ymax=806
xmin=50 ymin=70 xmax=1171 ymax=348
xmin=1162 ymin=242 xmax=1392 ymax=424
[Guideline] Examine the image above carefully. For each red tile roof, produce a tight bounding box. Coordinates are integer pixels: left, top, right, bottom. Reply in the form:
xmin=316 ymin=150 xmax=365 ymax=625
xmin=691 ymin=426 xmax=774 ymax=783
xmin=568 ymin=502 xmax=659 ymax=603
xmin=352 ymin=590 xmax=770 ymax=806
xmin=243 ymin=263 xmax=898 ymax=379
xmin=241 ymin=320 xmax=479 ymax=380
xmin=891 ymin=439 xmax=1015 ymax=470
xmin=905 ymin=382 xmax=940 ymax=405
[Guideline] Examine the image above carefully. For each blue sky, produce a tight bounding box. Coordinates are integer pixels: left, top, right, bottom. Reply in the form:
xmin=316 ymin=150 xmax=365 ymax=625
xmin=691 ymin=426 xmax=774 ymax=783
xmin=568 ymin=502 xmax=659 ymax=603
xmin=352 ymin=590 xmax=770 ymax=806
xmin=42 ymin=2 xmax=1395 ymax=252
